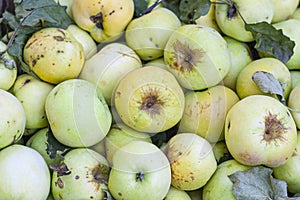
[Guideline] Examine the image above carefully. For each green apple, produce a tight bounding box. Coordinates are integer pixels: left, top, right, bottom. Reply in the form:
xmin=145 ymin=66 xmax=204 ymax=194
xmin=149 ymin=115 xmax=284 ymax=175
xmin=23 ymin=128 xmax=39 ymax=136
xmin=12 ymin=74 xmax=54 ymax=129
xmin=225 ymin=95 xmax=297 ymax=167
xmin=212 ymin=141 xmax=231 ymax=164
xmin=0 ymin=41 xmax=17 ymax=90
xmin=272 ymin=0 xmax=299 ymax=23
xmin=108 ymin=141 xmax=171 ymax=200
xmin=66 ymin=24 xmax=97 ymax=60
xmin=290 ymin=70 xmax=300 ymax=89
xmin=202 ymin=159 xmax=250 ymax=200
xmin=23 ymin=27 xmax=85 ymax=84
xmin=187 ymin=189 xmax=203 ymax=200
xmin=0 ymin=89 xmax=26 ymax=149
xmin=0 ymin=144 xmax=50 ymax=200
xmin=51 ymin=148 xmax=110 ymax=199
xmin=45 ymin=79 xmax=112 ymax=147
xmin=125 ymin=7 xmax=181 ymax=61
xmin=273 ymin=132 xmax=300 ymax=193
xmin=114 ymin=66 xmax=185 ymax=133
xmin=105 ymin=123 xmax=152 ymax=165
xmin=165 ymin=133 xmax=217 ymax=191
xmin=164 ymin=186 xmax=191 ymax=200
xmin=288 ymin=84 xmax=300 ymax=128
xmin=54 ymin=0 xmax=74 ymax=18
xmin=178 ymin=85 xmax=239 ymax=143
xmin=89 ymin=138 xmax=106 ymax=157
xmin=164 ymin=24 xmax=231 ymax=90
xmin=236 ymin=57 xmax=292 ymax=99
xmin=215 ymin=0 xmax=274 ymax=42
xmin=145 ymin=57 xmax=169 ymax=71
xmin=79 ymin=42 xmax=142 ymax=105
xmin=222 ymin=36 xmax=253 ymax=91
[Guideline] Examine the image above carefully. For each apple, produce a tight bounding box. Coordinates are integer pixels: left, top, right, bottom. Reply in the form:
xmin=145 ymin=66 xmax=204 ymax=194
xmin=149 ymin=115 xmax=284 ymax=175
xmin=215 ymin=0 xmax=274 ymax=42
xmin=290 ymin=7 xmax=300 ymax=20
xmin=108 ymin=141 xmax=171 ymax=200
xmin=45 ymin=79 xmax=112 ymax=147
xmin=23 ymin=27 xmax=85 ymax=84
xmin=178 ymin=85 xmax=239 ymax=143
xmin=164 ymin=186 xmax=191 ymax=200
xmin=202 ymin=159 xmax=250 ymax=200
xmin=0 ymin=144 xmax=51 ymax=199
xmin=89 ymin=138 xmax=106 ymax=157
xmin=187 ymin=189 xmax=203 ymax=200
xmin=125 ymin=7 xmax=181 ymax=61
xmin=79 ymin=42 xmax=142 ymax=105
xmin=290 ymin=70 xmax=300 ymax=89
xmin=145 ymin=57 xmax=169 ymax=71
xmin=105 ymin=123 xmax=152 ymax=165
xmin=273 ymin=131 xmax=300 ymax=193
xmin=72 ymin=0 xmax=134 ymax=42
xmin=51 ymin=148 xmax=110 ymax=199
xmin=0 ymin=41 xmax=17 ymax=90
xmin=271 ymin=0 xmax=299 ymax=23
xmin=12 ymin=74 xmax=54 ymax=129
xmin=164 ymin=24 xmax=231 ymax=90
xmin=287 ymin=84 xmax=300 ymax=128
xmin=222 ymin=36 xmax=253 ymax=91
xmin=225 ymin=95 xmax=297 ymax=167
xmin=114 ymin=66 xmax=185 ymax=133
xmin=212 ymin=141 xmax=231 ymax=164
xmin=236 ymin=57 xmax=292 ymax=99
xmin=165 ymin=133 xmax=217 ymax=191
xmin=0 ymin=89 xmax=26 ymax=149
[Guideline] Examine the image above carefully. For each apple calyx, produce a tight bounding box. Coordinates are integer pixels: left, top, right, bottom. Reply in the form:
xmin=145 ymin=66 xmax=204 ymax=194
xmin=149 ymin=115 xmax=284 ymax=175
xmin=90 ymin=12 xmax=104 ymax=30
xmin=135 ymin=171 xmax=145 ymax=182
xmin=263 ymin=112 xmax=288 ymax=144
xmin=141 ymin=88 xmax=164 ymax=116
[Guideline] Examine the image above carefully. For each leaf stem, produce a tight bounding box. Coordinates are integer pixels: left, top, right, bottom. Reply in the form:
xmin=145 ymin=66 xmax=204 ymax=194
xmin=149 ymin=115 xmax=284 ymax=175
xmin=139 ymin=0 xmax=163 ymax=16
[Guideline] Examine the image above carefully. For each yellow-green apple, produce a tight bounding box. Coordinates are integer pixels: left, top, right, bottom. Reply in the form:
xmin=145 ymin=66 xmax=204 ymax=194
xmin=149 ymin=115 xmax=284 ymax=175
xmin=145 ymin=57 xmax=169 ymax=71
xmin=23 ymin=27 xmax=85 ymax=84
xmin=225 ymin=95 xmax=297 ymax=167
xmin=125 ymin=7 xmax=181 ymax=61
xmin=51 ymin=148 xmax=110 ymax=199
xmin=45 ymin=79 xmax=112 ymax=147
xmin=290 ymin=7 xmax=300 ymax=20
xmin=12 ymin=74 xmax=54 ymax=129
xmin=178 ymin=85 xmax=239 ymax=143
xmin=108 ymin=141 xmax=171 ymax=200
xmin=165 ymin=133 xmax=217 ymax=190
xmin=79 ymin=42 xmax=142 ymax=105
xmin=114 ymin=66 xmax=185 ymax=133
xmin=273 ymin=132 xmax=300 ymax=193
xmin=212 ymin=140 xmax=231 ymax=164
xmin=0 ymin=89 xmax=25 ymax=149
xmin=0 ymin=144 xmax=50 ymax=199
xmin=164 ymin=186 xmax=191 ymax=200
xmin=72 ymin=0 xmax=134 ymax=42
xmin=271 ymin=0 xmax=299 ymax=23
xmin=236 ymin=57 xmax=292 ymax=99
xmin=164 ymin=24 xmax=231 ymax=90
xmin=215 ymin=0 xmax=274 ymax=42
xmin=202 ymin=159 xmax=250 ymax=200
xmin=290 ymin=70 xmax=300 ymax=89
xmin=222 ymin=36 xmax=253 ymax=91
xmin=288 ymin=84 xmax=300 ymax=128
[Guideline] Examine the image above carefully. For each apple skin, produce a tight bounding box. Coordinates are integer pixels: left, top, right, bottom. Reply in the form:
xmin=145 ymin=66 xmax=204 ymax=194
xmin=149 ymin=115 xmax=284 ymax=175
xmin=108 ymin=141 xmax=171 ymax=200
xmin=164 ymin=186 xmax=191 ymax=200
xmin=287 ymin=84 xmax=300 ymax=129
xmin=215 ymin=0 xmax=274 ymax=42
xmin=0 ymin=89 xmax=26 ymax=149
xmin=271 ymin=0 xmax=299 ymax=23
xmin=236 ymin=57 xmax=292 ymax=99
xmin=125 ymin=7 xmax=181 ymax=61
xmin=79 ymin=42 xmax=142 ymax=105
xmin=165 ymin=133 xmax=217 ymax=191
xmin=164 ymin=24 xmax=231 ymax=90
xmin=273 ymin=132 xmax=300 ymax=193
xmin=0 ymin=144 xmax=51 ymax=200
xmin=178 ymin=85 xmax=239 ymax=143
xmin=45 ymin=79 xmax=112 ymax=147
xmin=212 ymin=141 xmax=231 ymax=164
xmin=12 ymin=74 xmax=54 ymax=129
xmin=290 ymin=70 xmax=300 ymax=90
xmin=202 ymin=159 xmax=250 ymax=200
xmin=225 ymin=95 xmax=297 ymax=167
xmin=51 ymin=148 xmax=110 ymax=200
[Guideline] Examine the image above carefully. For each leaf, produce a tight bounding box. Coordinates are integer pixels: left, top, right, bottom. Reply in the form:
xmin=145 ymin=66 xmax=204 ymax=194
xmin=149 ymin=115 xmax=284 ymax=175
xmin=252 ymin=71 xmax=285 ymax=102
xmin=161 ymin=0 xmax=180 ymax=17
xmin=179 ymin=0 xmax=211 ymax=24
xmin=245 ymin=22 xmax=295 ymax=64
xmin=133 ymin=0 xmax=148 ymax=18
xmin=228 ymin=166 xmax=289 ymax=200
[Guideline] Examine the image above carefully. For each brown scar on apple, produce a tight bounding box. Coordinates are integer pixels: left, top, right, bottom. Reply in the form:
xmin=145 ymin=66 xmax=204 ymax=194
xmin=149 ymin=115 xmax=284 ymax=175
xmin=139 ymin=87 xmax=166 ymax=117
xmin=238 ymin=152 xmax=261 ymax=165
xmin=88 ymin=164 xmax=110 ymax=191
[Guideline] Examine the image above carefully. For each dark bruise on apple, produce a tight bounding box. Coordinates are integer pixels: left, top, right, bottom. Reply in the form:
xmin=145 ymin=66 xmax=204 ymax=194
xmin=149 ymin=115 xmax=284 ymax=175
xmin=89 ymin=164 xmax=110 ymax=190
xmin=90 ymin=12 xmax=104 ymax=30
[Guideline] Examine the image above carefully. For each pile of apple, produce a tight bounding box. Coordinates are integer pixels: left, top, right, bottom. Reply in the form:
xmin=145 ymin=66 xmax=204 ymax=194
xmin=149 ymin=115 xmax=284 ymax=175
xmin=1 ymin=0 xmax=300 ymax=199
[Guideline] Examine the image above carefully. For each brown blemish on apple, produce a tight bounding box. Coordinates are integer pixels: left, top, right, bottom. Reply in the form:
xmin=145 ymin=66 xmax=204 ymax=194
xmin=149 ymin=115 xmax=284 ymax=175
xmin=238 ymin=152 xmax=260 ymax=165
xmin=89 ymin=164 xmax=110 ymax=191
xmin=170 ymin=40 xmax=205 ymax=73
xmin=118 ymin=192 xmax=122 ymax=196
xmin=53 ymin=36 xmax=64 ymax=42
xmin=56 ymin=177 xmax=64 ymax=189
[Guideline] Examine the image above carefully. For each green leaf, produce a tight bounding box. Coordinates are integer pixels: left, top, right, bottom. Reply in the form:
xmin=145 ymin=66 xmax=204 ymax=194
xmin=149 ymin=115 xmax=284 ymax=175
xmin=228 ymin=166 xmax=289 ymax=200
xmin=133 ymin=0 xmax=148 ymax=18
xmin=245 ymin=22 xmax=295 ymax=64
xmin=179 ymin=0 xmax=211 ymax=24
xmin=161 ymin=0 xmax=180 ymax=17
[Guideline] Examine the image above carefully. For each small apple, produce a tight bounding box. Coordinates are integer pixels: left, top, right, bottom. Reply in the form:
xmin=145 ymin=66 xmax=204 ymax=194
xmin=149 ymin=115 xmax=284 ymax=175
xmin=165 ymin=133 xmax=217 ymax=191
xmin=271 ymin=0 xmax=299 ymax=23
xmin=45 ymin=79 xmax=112 ymax=147
xmin=108 ymin=141 xmax=171 ymax=200
xmin=212 ymin=141 xmax=232 ymax=164
xmin=287 ymin=84 xmax=300 ymax=128
xmin=125 ymin=7 xmax=181 ymax=61
xmin=215 ymin=0 xmax=274 ymax=42
xmin=164 ymin=24 xmax=231 ymax=90
xmin=164 ymin=186 xmax=191 ymax=200
xmin=0 ymin=89 xmax=26 ymax=149
xmin=225 ymin=95 xmax=297 ymax=167
xmin=290 ymin=70 xmax=300 ymax=89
